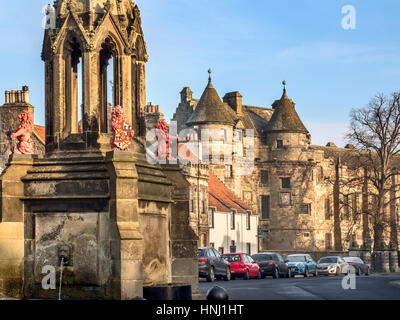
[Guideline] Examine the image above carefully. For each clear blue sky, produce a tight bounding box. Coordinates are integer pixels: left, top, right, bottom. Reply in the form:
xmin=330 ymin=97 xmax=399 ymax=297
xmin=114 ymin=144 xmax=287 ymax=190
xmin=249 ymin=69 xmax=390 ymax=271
xmin=1 ymin=0 xmax=400 ymax=146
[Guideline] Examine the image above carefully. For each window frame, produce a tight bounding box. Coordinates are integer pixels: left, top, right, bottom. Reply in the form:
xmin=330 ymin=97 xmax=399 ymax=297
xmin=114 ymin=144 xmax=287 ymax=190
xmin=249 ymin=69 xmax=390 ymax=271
xmin=281 ymin=177 xmax=291 ymax=189
xmin=230 ymin=210 xmax=236 ymax=230
xmin=246 ymin=211 xmax=251 ymax=230
xmin=260 ymin=170 xmax=269 ymax=185
xmin=261 ymin=195 xmax=270 ymax=220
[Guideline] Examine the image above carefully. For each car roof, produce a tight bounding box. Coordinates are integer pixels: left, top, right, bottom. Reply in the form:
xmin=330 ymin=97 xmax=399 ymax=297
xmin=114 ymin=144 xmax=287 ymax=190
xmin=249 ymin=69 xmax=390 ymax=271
xmin=222 ymin=253 xmax=244 ymax=255
xmin=287 ymin=254 xmax=307 ymax=256
xmin=320 ymin=256 xmax=340 ymax=259
xmin=255 ymin=252 xmax=277 ymax=255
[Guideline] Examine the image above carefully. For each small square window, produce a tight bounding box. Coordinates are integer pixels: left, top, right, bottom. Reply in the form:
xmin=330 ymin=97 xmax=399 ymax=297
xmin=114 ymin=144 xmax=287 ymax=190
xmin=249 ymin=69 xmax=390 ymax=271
xmin=300 ymin=204 xmax=311 ymax=215
xmin=281 ymin=177 xmax=291 ymax=188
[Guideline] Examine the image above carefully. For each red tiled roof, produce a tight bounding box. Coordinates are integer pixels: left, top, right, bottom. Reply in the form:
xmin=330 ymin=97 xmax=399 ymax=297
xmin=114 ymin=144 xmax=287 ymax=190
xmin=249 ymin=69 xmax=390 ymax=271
xmin=208 ymin=172 xmax=251 ymax=214
xmin=33 ymin=125 xmax=45 ymax=143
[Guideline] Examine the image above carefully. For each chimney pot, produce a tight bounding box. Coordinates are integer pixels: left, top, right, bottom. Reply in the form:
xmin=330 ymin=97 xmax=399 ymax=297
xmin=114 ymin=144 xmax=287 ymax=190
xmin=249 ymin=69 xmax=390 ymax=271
xmin=22 ymin=86 xmax=29 ymax=104
xmin=17 ymin=90 xmax=22 ymax=103
xmin=11 ymin=90 xmax=16 ymax=104
xmin=5 ymin=91 xmax=10 ymax=104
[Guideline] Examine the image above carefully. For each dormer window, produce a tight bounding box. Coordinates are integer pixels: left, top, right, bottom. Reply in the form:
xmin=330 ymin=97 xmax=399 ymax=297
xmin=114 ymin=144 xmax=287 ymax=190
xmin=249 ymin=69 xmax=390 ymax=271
xmin=277 ymin=140 xmax=283 ymax=149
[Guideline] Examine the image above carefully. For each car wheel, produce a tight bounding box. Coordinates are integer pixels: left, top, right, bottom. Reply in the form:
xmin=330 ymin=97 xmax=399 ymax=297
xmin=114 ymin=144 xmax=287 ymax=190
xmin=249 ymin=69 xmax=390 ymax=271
xmin=206 ymin=267 xmax=215 ymax=282
xmin=365 ymin=267 xmax=369 ymax=276
xmin=257 ymin=270 xmax=262 ymax=280
xmin=224 ymin=267 xmax=231 ymax=281
xmin=244 ymin=270 xmax=250 ymax=280
xmin=304 ymin=267 xmax=309 ymax=278
xmin=273 ymin=268 xmax=279 ymax=279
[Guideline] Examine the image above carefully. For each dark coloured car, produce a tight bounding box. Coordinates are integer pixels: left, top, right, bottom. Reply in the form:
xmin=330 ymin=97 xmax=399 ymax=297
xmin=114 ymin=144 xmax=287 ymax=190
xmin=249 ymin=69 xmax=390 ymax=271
xmin=343 ymin=257 xmax=370 ymax=276
xmin=222 ymin=253 xmax=261 ymax=280
xmin=198 ymin=247 xmax=231 ymax=282
xmin=251 ymin=252 xmax=291 ymax=278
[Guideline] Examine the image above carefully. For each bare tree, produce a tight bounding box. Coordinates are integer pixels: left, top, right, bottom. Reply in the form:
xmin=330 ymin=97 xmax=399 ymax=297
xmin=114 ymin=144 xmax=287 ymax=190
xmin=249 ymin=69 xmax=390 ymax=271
xmin=347 ymin=92 xmax=400 ymax=251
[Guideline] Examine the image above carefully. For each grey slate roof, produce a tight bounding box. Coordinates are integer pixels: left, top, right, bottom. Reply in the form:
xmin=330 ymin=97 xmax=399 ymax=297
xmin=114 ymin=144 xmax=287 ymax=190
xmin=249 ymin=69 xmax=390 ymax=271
xmin=264 ymin=89 xmax=309 ymax=134
xmin=185 ymin=79 xmax=237 ymax=126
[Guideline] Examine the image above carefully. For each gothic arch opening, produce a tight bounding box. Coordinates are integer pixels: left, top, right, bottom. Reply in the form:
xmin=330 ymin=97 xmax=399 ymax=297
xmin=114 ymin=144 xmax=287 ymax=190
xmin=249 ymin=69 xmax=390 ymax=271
xmin=99 ymin=36 xmax=118 ymax=133
xmin=64 ymin=35 xmax=83 ymax=134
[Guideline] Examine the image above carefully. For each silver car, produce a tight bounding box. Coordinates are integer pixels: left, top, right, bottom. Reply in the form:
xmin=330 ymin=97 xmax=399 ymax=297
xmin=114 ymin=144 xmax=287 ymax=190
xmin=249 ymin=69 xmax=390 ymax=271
xmin=317 ymin=256 xmax=350 ymax=276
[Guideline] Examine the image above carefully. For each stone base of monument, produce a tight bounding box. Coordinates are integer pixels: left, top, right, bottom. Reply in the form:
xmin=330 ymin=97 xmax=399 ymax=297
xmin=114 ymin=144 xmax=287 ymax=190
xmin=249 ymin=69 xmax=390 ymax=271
xmin=143 ymin=284 xmax=192 ymax=300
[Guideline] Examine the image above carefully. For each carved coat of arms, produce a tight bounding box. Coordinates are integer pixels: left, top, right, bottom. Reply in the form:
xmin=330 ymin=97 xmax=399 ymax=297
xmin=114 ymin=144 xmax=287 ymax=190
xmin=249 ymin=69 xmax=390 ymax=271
xmin=110 ymin=105 xmax=135 ymax=151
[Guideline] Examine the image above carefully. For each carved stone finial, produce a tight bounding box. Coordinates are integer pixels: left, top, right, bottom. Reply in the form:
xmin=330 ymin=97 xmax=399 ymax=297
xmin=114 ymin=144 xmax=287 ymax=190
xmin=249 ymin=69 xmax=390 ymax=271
xmin=6 ymin=110 xmax=34 ymax=155
xmin=208 ymin=68 xmax=212 ymax=82
xmin=104 ymin=0 xmax=113 ymax=12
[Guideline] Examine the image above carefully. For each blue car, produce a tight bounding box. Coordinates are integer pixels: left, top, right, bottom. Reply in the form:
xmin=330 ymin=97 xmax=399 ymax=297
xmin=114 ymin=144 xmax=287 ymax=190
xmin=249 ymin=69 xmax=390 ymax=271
xmin=285 ymin=254 xmax=318 ymax=277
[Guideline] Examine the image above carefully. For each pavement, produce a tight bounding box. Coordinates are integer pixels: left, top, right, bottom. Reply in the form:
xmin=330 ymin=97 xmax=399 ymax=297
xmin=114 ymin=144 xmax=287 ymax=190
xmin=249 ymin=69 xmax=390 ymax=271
xmin=199 ymin=273 xmax=400 ymax=300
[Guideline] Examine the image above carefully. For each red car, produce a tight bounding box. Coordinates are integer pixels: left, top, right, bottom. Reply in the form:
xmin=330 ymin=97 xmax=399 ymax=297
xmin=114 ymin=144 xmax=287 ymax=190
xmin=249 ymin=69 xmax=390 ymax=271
xmin=222 ymin=253 xmax=261 ymax=280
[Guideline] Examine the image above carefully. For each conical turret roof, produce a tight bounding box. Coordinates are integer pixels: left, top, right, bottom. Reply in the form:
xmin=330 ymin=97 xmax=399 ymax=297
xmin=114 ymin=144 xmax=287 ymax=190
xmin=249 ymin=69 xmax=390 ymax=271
xmin=264 ymin=86 xmax=308 ymax=134
xmin=186 ymin=73 xmax=236 ymax=126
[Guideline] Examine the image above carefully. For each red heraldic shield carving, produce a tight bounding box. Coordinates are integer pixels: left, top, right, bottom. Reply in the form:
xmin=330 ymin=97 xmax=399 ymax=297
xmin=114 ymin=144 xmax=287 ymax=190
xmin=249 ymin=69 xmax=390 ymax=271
xmin=111 ymin=105 xmax=135 ymax=151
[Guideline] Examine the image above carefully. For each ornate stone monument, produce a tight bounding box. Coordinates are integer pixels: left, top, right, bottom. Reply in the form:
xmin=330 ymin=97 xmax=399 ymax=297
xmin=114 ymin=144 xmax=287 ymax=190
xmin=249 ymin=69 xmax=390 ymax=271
xmin=0 ymin=0 xmax=197 ymax=299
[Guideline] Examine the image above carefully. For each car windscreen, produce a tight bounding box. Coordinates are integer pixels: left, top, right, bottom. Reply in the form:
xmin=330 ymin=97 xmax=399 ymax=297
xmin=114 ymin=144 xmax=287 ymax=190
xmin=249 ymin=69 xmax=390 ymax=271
xmin=252 ymin=254 xmax=273 ymax=262
xmin=223 ymin=254 xmax=242 ymax=262
xmin=286 ymin=255 xmax=307 ymax=262
xmin=198 ymin=249 xmax=206 ymax=258
xmin=344 ymin=257 xmax=363 ymax=264
xmin=319 ymin=257 xmax=338 ymax=263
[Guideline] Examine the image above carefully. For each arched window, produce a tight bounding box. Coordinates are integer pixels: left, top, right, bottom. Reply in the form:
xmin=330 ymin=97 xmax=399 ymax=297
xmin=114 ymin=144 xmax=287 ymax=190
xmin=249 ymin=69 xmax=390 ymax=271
xmin=99 ymin=37 xmax=118 ymax=133
xmin=64 ymin=35 xmax=82 ymax=134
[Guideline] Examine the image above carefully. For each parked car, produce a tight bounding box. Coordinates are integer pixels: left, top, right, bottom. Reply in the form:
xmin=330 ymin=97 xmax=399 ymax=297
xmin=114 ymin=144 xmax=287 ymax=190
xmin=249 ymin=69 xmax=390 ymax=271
xmin=285 ymin=254 xmax=318 ymax=277
xmin=222 ymin=253 xmax=261 ymax=280
xmin=198 ymin=247 xmax=231 ymax=282
xmin=316 ymin=256 xmax=350 ymax=276
xmin=343 ymin=257 xmax=370 ymax=276
xmin=251 ymin=252 xmax=291 ymax=278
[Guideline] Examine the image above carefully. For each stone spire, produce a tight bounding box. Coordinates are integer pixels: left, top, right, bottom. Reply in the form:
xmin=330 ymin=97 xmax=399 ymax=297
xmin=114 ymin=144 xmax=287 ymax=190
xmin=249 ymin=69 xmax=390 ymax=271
xmin=264 ymin=82 xmax=309 ymax=133
xmin=185 ymin=70 xmax=236 ymax=126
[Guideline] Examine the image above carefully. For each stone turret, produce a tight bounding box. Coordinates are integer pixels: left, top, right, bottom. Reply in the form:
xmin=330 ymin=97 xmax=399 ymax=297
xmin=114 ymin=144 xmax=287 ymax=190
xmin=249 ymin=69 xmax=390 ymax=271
xmin=262 ymin=82 xmax=310 ymax=159
xmin=186 ymin=71 xmax=236 ymax=127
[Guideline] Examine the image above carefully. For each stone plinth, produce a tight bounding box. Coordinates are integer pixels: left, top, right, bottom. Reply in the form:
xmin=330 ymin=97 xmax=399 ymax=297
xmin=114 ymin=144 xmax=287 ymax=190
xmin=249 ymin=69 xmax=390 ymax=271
xmin=160 ymin=164 xmax=199 ymax=294
xmin=0 ymin=155 xmax=35 ymax=298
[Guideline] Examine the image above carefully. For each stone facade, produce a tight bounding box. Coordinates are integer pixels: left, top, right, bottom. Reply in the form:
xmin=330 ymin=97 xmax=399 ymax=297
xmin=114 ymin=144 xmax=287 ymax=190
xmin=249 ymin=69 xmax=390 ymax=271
xmin=0 ymin=0 xmax=197 ymax=299
xmin=172 ymin=75 xmax=400 ymax=262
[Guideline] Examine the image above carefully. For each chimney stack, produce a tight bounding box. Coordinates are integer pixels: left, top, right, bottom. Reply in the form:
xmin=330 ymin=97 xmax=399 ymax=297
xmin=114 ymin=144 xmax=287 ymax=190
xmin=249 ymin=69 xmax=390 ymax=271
xmin=4 ymin=91 xmax=10 ymax=104
xmin=180 ymin=87 xmax=193 ymax=103
xmin=223 ymin=92 xmax=243 ymax=115
xmin=22 ymin=86 xmax=29 ymax=103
